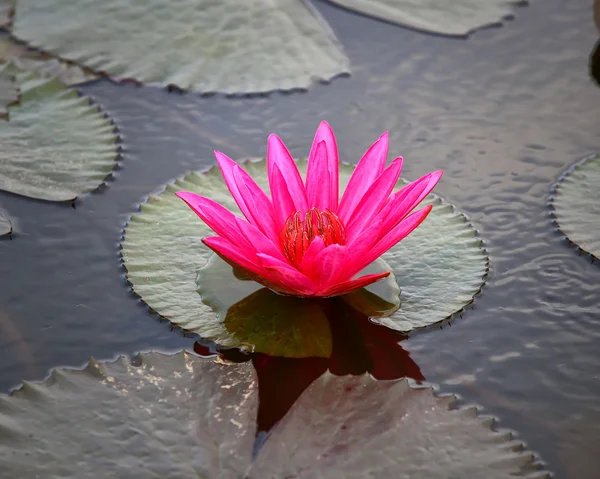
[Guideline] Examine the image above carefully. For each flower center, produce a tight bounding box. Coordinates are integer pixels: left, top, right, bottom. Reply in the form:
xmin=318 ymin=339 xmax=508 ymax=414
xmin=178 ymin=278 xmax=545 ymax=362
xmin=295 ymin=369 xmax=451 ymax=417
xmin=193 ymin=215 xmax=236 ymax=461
xmin=279 ymin=208 xmax=346 ymax=267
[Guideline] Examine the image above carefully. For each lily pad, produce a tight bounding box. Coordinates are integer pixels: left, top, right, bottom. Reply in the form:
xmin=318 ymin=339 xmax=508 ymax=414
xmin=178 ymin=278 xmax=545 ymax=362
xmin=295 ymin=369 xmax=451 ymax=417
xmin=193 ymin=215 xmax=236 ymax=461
xmin=11 ymin=0 xmax=350 ymax=94
xmin=327 ymin=0 xmax=526 ymax=37
xmin=121 ymin=159 xmax=488 ymax=343
xmin=0 ymin=351 xmax=547 ymax=478
xmin=549 ymin=154 xmax=600 ymax=260
xmin=0 ymin=207 xmax=11 ymax=237
xmin=0 ymin=64 xmax=119 ymax=201
xmin=0 ymin=33 xmax=98 ymax=86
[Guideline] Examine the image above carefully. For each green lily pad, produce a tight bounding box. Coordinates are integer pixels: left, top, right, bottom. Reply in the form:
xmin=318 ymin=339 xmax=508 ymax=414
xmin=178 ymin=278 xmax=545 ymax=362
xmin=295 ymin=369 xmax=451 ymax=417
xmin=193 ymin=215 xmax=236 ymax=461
xmin=0 ymin=352 xmax=547 ymax=478
xmin=550 ymin=154 xmax=600 ymax=260
xmin=0 ymin=64 xmax=119 ymax=201
xmin=328 ymin=0 xmax=525 ymax=37
xmin=11 ymin=0 xmax=350 ymax=94
xmin=121 ymin=158 xmax=488 ymax=343
xmin=0 ymin=33 xmax=98 ymax=86
xmin=193 ymin=253 xmax=400 ymax=357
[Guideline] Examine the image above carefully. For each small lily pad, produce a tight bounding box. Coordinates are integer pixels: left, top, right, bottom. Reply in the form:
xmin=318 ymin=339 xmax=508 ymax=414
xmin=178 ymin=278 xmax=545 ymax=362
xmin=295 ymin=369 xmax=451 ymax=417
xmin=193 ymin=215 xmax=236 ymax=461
xmin=0 ymin=206 xmax=11 ymax=237
xmin=550 ymin=154 xmax=600 ymax=260
xmin=12 ymin=0 xmax=350 ymax=94
xmin=328 ymin=0 xmax=526 ymax=37
xmin=0 ymin=352 xmax=547 ymax=478
xmin=0 ymin=64 xmax=119 ymax=201
xmin=121 ymin=159 xmax=488 ymax=343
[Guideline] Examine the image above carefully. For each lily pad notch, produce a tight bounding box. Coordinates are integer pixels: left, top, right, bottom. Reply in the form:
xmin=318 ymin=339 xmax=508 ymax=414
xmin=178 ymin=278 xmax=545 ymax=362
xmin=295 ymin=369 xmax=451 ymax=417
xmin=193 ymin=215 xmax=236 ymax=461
xmin=0 ymin=64 xmax=121 ymax=203
xmin=120 ymin=158 xmax=489 ymax=350
xmin=549 ymin=153 xmax=600 ymax=262
xmin=0 ymin=351 xmax=549 ymax=478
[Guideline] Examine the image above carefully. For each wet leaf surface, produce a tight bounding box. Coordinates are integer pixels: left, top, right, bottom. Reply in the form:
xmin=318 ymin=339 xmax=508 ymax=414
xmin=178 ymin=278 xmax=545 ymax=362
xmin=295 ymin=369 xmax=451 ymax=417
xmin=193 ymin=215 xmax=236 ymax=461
xmin=0 ymin=64 xmax=119 ymax=201
xmin=327 ymin=0 xmax=527 ymax=36
xmin=12 ymin=0 xmax=349 ymax=94
xmin=550 ymin=154 xmax=600 ymax=260
xmin=0 ymin=351 xmax=546 ymax=478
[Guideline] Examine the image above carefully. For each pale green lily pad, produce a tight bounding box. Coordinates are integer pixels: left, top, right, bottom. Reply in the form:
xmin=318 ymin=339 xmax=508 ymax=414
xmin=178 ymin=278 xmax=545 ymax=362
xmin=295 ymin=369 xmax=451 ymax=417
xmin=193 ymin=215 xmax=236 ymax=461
xmin=0 ymin=32 xmax=98 ymax=86
xmin=0 ymin=64 xmax=119 ymax=201
xmin=12 ymin=0 xmax=350 ymax=94
xmin=550 ymin=154 xmax=600 ymax=260
xmin=328 ymin=0 xmax=525 ymax=37
xmin=121 ymin=158 xmax=488 ymax=342
xmin=0 ymin=351 xmax=547 ymax=478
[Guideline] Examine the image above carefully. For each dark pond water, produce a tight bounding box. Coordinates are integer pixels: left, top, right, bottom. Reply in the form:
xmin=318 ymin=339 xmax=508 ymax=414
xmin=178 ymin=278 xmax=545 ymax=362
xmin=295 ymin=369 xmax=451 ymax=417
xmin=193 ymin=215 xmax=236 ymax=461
xmin=1 ymin=0 xmax=600 ymax=477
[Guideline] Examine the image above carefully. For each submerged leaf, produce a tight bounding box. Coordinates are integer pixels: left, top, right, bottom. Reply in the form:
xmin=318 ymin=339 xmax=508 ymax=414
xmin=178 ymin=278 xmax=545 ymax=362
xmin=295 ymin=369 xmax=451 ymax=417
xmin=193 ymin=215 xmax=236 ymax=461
xmin=121 ymin=159 xmax=488 ymax=343
xmin=328 ymin=0 xmax=525 ymax=37
xmin=0 ymin=64 xmax=119 ymax=201
xmin=12 ymin=0 xmax=350 ymax=94
xmin=550 ymin=154 xmax=600 ymax=260
xmin=0 ymin=352 xmax=547 ymax=478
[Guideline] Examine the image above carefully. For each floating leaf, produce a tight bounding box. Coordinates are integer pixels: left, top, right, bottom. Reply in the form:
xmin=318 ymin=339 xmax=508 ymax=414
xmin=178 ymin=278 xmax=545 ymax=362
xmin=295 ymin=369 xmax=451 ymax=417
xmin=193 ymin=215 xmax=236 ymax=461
xmin=0 ymin=352 xmax=547 ymax=478
xmin=12 ymin=0 xmax=350 ymax=94
xmin=0 ymin=33 xmax=98 ymax=86
xmin=327 ymin=0 xmax=525 ymax=36
xmin=121 ymin=159 xmax=488 ymax=342
xmin=550 ymin=154 xmax=600 ymax=260
xmin=0 ymin=65 xmax=18 ymax=119
xmin=0 ymin=206 xmax=11 ymax=237
xmin=0 ymin=65 xmax=119 ymax=201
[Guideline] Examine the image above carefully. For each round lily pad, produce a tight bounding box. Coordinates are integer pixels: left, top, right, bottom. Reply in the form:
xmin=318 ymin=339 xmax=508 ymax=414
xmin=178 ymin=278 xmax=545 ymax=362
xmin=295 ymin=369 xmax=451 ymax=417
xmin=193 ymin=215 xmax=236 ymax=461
xmin=328 ymin=0 xmax=526 ymax=37
xmin=0 ymin=351 xmax=547 ymax=478
xmin=12 ymin=0 xmax=350 ymax=94
xmin=0 ymin=64 xmax=119 ymax=201
xmin=121 ymin=158 xmax=488 ymax=344
xmin=550 ymin=154 xmax=600 ymax=260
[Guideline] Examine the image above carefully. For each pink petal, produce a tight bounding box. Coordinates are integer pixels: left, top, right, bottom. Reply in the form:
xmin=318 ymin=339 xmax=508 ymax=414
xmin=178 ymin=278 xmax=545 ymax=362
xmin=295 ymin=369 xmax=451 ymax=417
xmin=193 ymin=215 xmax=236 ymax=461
xmin=307 ymin=121 xmax=339 ymax=211
xmin=257 ymin=254 xmax=317 ymax=296
xmin=298 ymin=236 xmax=326 ymax=277
xmin=267 ymin=134 xmax=308 ymax=216
xmin=234 ymin=217 xmax=286 ymax=262
xmin=311 ymin=244 xmax=348 ymax=290
xmin=337 ymin=132 xmax=388 ymax=223
xmin=175 ymin=192 xmax=251 ymax=250
xmin=213 ymin=151 xmax=278 ymax=240
xmin=202 ymin=236 xmax=265 ymax=278
xmin=370 ymin=170 xmax=441 ymax=242
xmin=319 ymin=271 xmax=391 ymax=297
xmin=345 ymin=157 xmax=404 ymax=242
xmin=270 ymin=164 xmax=297 ymax=228
xmin=344 ymin=205 xmax=433 ymax=279
xmin=305 ymin=140 xmax=331 ymax=211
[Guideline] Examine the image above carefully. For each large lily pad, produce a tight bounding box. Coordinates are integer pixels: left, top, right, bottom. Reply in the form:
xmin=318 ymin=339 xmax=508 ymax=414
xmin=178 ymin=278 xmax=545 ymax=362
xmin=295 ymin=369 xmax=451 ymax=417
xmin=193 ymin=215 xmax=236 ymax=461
xmin=0 ymin=351 xmax=547 ymax=478
xmin=0 ymin=32 xmax=98 ymax=86
xmin=549 ymin=154 xmax=600 ymax=260
xmin=0 ymin=64 xmax=119 ymax=201
xmin=122 ymin=159 xmax=488 ymax=344
xmin=328 ymin=0 xmax=526 ymax=37
xmin=11 ymin=0 xmax=350 ymax=94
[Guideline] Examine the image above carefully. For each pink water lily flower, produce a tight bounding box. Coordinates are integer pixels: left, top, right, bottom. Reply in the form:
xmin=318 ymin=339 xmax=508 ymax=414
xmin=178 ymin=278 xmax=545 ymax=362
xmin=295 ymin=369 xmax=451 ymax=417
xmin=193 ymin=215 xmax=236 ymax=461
xmin=176 ymin=122 xmax=442 ymax=297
